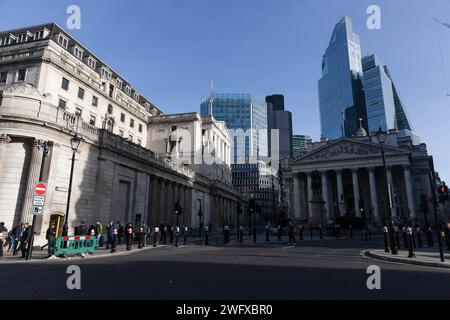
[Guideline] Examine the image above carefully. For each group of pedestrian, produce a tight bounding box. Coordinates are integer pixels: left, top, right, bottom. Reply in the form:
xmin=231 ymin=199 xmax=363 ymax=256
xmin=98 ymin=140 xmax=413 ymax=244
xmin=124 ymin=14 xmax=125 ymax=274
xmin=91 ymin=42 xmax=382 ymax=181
xmin=1 ymin=222 xmax=33 ymax=258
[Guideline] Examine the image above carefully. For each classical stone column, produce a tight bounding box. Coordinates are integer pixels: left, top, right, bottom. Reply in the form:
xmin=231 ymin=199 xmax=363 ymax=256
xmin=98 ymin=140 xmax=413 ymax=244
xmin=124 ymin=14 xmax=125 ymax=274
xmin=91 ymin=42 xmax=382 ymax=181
xmin=336 ymin=170 xmax=344 ymax=216
xmin=293 ymin=173 xmax=302 ymax=220
xmin=306 ymin=172 xmax=313 ymax=221
xmin=150 ymin=176 xmax=159 ymax=226
xmin=0 ymin=134 xmax=11 ymax=179
xmin=184 ymin=187 xmax=192 ymax=226
xmin=158 ymin=179 xmax=166 ymax=224
xmin=368 ymin=167 xmax=380 ymax=223
xmin=352 ymin=168 xmax=361 ymax=217
xmin=404 ymin=165 xmax=416 ymax=219
xmin=20 ymin=139 xmax=46 ymax=224
xmin=385 ymin=166 xmax=397 ymax=218
xmin=321 ymin=171 xmax=331 ymax=222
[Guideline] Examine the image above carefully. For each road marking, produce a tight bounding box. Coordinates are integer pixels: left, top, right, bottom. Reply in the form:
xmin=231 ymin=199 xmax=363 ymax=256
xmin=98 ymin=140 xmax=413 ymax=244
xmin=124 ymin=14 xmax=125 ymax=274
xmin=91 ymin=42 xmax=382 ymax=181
xmin=282 ymin=246 xmax=296 ymax=249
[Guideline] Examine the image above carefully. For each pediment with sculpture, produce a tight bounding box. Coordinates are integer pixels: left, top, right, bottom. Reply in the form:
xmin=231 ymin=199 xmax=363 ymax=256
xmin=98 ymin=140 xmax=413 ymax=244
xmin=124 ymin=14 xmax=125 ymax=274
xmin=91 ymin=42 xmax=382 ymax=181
xmin=292 ymin=139 xmax=409 ymax=164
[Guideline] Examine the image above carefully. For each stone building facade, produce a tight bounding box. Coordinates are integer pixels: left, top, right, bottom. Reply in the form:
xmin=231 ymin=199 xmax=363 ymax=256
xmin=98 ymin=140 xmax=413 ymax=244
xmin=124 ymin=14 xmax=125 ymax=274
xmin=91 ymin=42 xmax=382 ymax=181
xmin=284 ymin=131 xmax=436 ymax=227
xmin=0 ymin=23 xmax=241 ymax=244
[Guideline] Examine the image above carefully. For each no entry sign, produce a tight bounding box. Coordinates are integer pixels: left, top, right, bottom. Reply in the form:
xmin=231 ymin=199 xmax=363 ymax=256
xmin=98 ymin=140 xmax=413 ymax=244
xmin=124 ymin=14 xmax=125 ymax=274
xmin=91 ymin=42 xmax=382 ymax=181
xmin=35 ymin=182 xmax=46 ymax=195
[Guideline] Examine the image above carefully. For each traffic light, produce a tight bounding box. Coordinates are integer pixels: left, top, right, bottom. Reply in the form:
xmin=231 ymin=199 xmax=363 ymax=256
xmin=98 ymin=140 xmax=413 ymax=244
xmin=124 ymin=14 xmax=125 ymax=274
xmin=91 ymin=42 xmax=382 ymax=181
xmin=438 ymin=183 xmax=449 ymax=203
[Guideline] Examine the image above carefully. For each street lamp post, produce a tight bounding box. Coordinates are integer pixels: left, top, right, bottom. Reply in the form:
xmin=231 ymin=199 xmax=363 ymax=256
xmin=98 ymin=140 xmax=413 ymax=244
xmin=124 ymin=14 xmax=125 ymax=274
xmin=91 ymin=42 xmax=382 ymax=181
xmin=65 ymin=134 xmax=82 ymax=233
xmin=428 ymin=156 xmax=445 ymax=262
xmin=375 ymin=127 xmax=398 ymax=255
xmin=197 ymin=204 xmax=203 ymax=238
xmin=26 ymin=141 xmax=49 ymax=260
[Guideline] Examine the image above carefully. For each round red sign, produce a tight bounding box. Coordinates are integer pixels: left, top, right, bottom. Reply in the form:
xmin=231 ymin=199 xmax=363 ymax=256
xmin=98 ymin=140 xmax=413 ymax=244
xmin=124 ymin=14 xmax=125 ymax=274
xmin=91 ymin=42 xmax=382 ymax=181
xmin=35 ymin=183 xmax=46 ymax=195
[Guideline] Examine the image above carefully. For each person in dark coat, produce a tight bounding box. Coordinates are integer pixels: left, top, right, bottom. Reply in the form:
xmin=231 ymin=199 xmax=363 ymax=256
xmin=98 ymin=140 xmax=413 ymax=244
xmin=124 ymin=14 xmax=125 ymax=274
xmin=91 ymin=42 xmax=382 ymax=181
xmin=77 ymin=221 xmax=87 ymax=235
xmin=288 ymin=220 xmax=296 ymax=245
xmin=117 ymin=222 xmax=124 ymax=245
xmin=46 ymin=222 xmax=57 ymax=257
xmin=20 ymin=223 xmax=32 ymax=258
xmin=62 ymin=222 xmax=69 ymax=237
xmin=105 ymin=221 xmax=114 ymax=249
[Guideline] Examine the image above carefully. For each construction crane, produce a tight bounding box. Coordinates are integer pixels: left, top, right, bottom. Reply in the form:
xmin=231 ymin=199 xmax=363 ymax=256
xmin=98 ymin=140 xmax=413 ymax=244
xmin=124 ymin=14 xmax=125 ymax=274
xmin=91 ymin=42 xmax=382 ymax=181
xmin=434 ymin=18 xmax=450 ymax=96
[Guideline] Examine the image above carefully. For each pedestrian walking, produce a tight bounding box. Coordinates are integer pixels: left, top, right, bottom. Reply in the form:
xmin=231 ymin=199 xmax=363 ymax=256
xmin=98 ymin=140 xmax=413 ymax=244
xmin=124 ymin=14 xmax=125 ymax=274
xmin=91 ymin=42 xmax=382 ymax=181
xmin=12 ymin=223 xmax=24 ymax=255
xmin=117 ymin=222 xmax=124 ymax=245
xmin=20 ymin=223 xmax=31 ymax=258
xmin=95 ymin=220 xmax=103 ymax=247
xmin=288 ymin=221 xmax=296 ymax=245
xmin=105 ymin=221 xmax=114 ymax=249
xmin=0 ymin=222 xmax=5 ymax=258
xmin=46 ymin=222 xmax=57 ymax=257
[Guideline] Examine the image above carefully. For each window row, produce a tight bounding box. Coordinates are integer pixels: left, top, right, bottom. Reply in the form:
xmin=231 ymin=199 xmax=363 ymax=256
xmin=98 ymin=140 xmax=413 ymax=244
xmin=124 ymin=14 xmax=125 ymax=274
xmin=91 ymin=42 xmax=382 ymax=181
xmin=0 ymin=68 xmax=27 ymax=84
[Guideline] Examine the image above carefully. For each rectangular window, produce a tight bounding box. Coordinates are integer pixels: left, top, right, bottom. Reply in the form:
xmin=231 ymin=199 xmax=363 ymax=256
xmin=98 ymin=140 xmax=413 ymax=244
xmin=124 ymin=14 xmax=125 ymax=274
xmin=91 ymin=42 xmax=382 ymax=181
xmin=57 ymin=34 xmax=69 ymax=49
xmin=34 ymin=30 xmax=44 ymax=40
xmin=61 ymin=77 xmax=69 ymax=90
xmin=109 ymin=84 xmax=114 ymax=98
xmin=77 ymin=87 xmax=85 ymax=100
xmin=116 ymin=79 xmax=123 ymax=89
xmin=73 ymin=46 xmax=83 ymax=60
xmin=120 ymin=113 xmax=125 ymax=123
xmin=17 ymin=69 xmax=26 ymax=82
xmin=17 ymin=33 xmax=27 ymax=43
xmin=89 ymin=115 xmax=96 ymax=126
xmin=138 ymin=124 xmax=143 ymax=133
xmin=87 ymin=57 xmax=96 ymax=70
xmin=125 ymin=86 xmax=131 ymax=96
xmin=92 ymin=95 xmax=98 ymax=107
xmin=101 ymin=68 xmax=111 ymax=78
xmin=75 ymin=107 xmax=82 ymax=117
xmin=58 ymin=99 xmax=66 ymax=109
xmin=130 ymin=119 xmax=134 ymax=128
xmin=107 ymin=104 xmax=113 ymax=114
xmin=0 ymin=72 xmax=7 ymax=84
xmin=0 ymin=37 xmax=10 ymax=46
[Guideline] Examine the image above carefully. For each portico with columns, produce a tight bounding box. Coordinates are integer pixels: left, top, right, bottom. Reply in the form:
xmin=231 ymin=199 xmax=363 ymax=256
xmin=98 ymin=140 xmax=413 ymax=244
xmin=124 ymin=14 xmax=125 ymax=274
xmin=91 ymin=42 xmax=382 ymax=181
xmin=284 ymin=136 xmax=434 ymax=227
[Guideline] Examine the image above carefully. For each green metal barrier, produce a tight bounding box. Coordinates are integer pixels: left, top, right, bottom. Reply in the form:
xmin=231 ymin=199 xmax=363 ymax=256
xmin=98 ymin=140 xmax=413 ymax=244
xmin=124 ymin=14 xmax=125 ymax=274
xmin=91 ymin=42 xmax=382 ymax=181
xmin=54 ymin=235 xmax=97 ymax=256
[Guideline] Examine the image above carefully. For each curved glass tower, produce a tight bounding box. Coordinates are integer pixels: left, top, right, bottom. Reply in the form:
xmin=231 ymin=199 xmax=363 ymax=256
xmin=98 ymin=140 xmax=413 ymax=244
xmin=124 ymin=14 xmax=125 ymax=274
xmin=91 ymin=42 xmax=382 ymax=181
xmin=318 ymin=16 xmax=366 ymax=139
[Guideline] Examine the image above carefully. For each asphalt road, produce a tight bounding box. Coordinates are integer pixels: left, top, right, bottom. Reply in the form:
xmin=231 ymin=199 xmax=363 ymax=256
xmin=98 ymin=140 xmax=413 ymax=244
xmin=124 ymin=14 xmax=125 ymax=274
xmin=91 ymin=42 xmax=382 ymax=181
xmin=1 ymin=237 xmax=450 ymax=300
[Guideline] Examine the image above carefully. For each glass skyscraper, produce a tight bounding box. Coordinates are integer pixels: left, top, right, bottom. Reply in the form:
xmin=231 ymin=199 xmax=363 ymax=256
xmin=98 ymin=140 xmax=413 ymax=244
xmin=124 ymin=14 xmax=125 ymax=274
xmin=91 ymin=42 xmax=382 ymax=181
xmin=362 ymin=54 xmax=396 ymax=133
xmin=318 ymin=16 xmax=367 ymax=139
xmin=200 ymin=93 xmax=268 ymax=161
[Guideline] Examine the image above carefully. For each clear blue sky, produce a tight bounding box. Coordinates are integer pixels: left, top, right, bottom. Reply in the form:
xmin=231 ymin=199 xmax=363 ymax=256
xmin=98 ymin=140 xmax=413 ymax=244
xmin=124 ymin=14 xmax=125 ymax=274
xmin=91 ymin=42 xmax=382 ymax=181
xmin=1 ymin=0 xmax=450 ymax=180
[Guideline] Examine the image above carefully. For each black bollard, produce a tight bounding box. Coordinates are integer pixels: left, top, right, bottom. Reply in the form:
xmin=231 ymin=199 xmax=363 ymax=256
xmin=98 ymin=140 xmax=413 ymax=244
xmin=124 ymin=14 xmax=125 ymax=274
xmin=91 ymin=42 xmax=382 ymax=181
xmin=394 ymin=227 xmax=401 ymax=250
xmin=239 ymin=226 xmax=243 ymax=243
xmin=153 ymin=227 xmax=159 ymax=247
xmin=427 ymin=227 xmax=434 ymax=247
xmin=349 ymin=224 xmax=353 ymax=239
xmin=407 ymin=227 xmax=415 ymax=258
xmin=126 ymin=224 xmax=133 ymax=251
xmin=299 ymin=225 xmax=303 ymax=241
xmin=383 ymin=226 xmax=389 ymax=253
xmin=184 ymin=227 xmax=188 ymax=245
xmin=163 ymin=227 xmax=167 ymax=244
xmin=416 ymin=227 xmax=423 ymax=248
xmin=111 ymin=228 xmax=117 ymax=253
xmin=170 ymin=226 xmax=174 ymax=244
xmin=319 ymin=225 xmax=323 ymax=240
xmin=175 ymin=226 xmax=179 ymax=247
xmin=138 ymin=227 xmax=144 ymax=249
xmin=205 ymin=227 xmax=209 ymax=245
xmin=265 ymin=225 xmax=269 ymax=242
xmin=277 ymin=225 xmax=281 ymax=241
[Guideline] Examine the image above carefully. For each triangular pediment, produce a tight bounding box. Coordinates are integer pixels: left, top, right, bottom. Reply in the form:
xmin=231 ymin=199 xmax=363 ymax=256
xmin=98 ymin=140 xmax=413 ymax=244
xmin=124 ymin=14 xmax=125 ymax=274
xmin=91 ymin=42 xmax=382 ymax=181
xmin=291 ymin=138 xmax=409 ymax=164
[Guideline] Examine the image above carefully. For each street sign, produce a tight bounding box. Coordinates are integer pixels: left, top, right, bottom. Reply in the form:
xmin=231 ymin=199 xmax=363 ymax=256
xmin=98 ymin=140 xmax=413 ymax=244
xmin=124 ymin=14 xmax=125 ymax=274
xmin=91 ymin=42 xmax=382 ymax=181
xmin=33 ymin=206 xmax=43 ymax=215
xmin=33 ymin=195 xmax=45 ymax=206
xmin=35 ymin=182 xmax=46 ymax=195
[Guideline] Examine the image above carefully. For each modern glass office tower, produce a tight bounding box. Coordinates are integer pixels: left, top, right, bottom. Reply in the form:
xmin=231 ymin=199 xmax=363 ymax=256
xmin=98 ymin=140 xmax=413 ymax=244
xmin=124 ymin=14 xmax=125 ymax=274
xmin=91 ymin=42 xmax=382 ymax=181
xmin=200 ymin=93 xmax=268 ymax=161
xmin=362 ymin=54 xmax=396 ymax=133
xmin=292 ymin=135 xmax=312 ymax=159
xmin=318 ymin=16 xmax=367 ymax=139
xmin=362 ymin=54 xmax=414 ymax=136
xmin=266 ymin=94 xmax=293 ymax=164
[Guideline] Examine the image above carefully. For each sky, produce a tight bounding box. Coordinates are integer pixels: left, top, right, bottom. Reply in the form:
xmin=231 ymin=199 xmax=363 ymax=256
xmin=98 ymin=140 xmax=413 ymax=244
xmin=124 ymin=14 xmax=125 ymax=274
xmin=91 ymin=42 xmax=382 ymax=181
xmin=1 ymin=0 xmax=449 ymax=180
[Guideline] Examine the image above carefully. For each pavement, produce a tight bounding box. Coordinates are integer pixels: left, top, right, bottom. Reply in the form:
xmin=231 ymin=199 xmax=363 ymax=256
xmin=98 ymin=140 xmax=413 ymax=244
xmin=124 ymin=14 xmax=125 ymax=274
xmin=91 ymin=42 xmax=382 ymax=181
xmin=1 ymin=236 xmax=450 ymax=299
xmin=365 ymin=247 xmax=450 ymax=269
